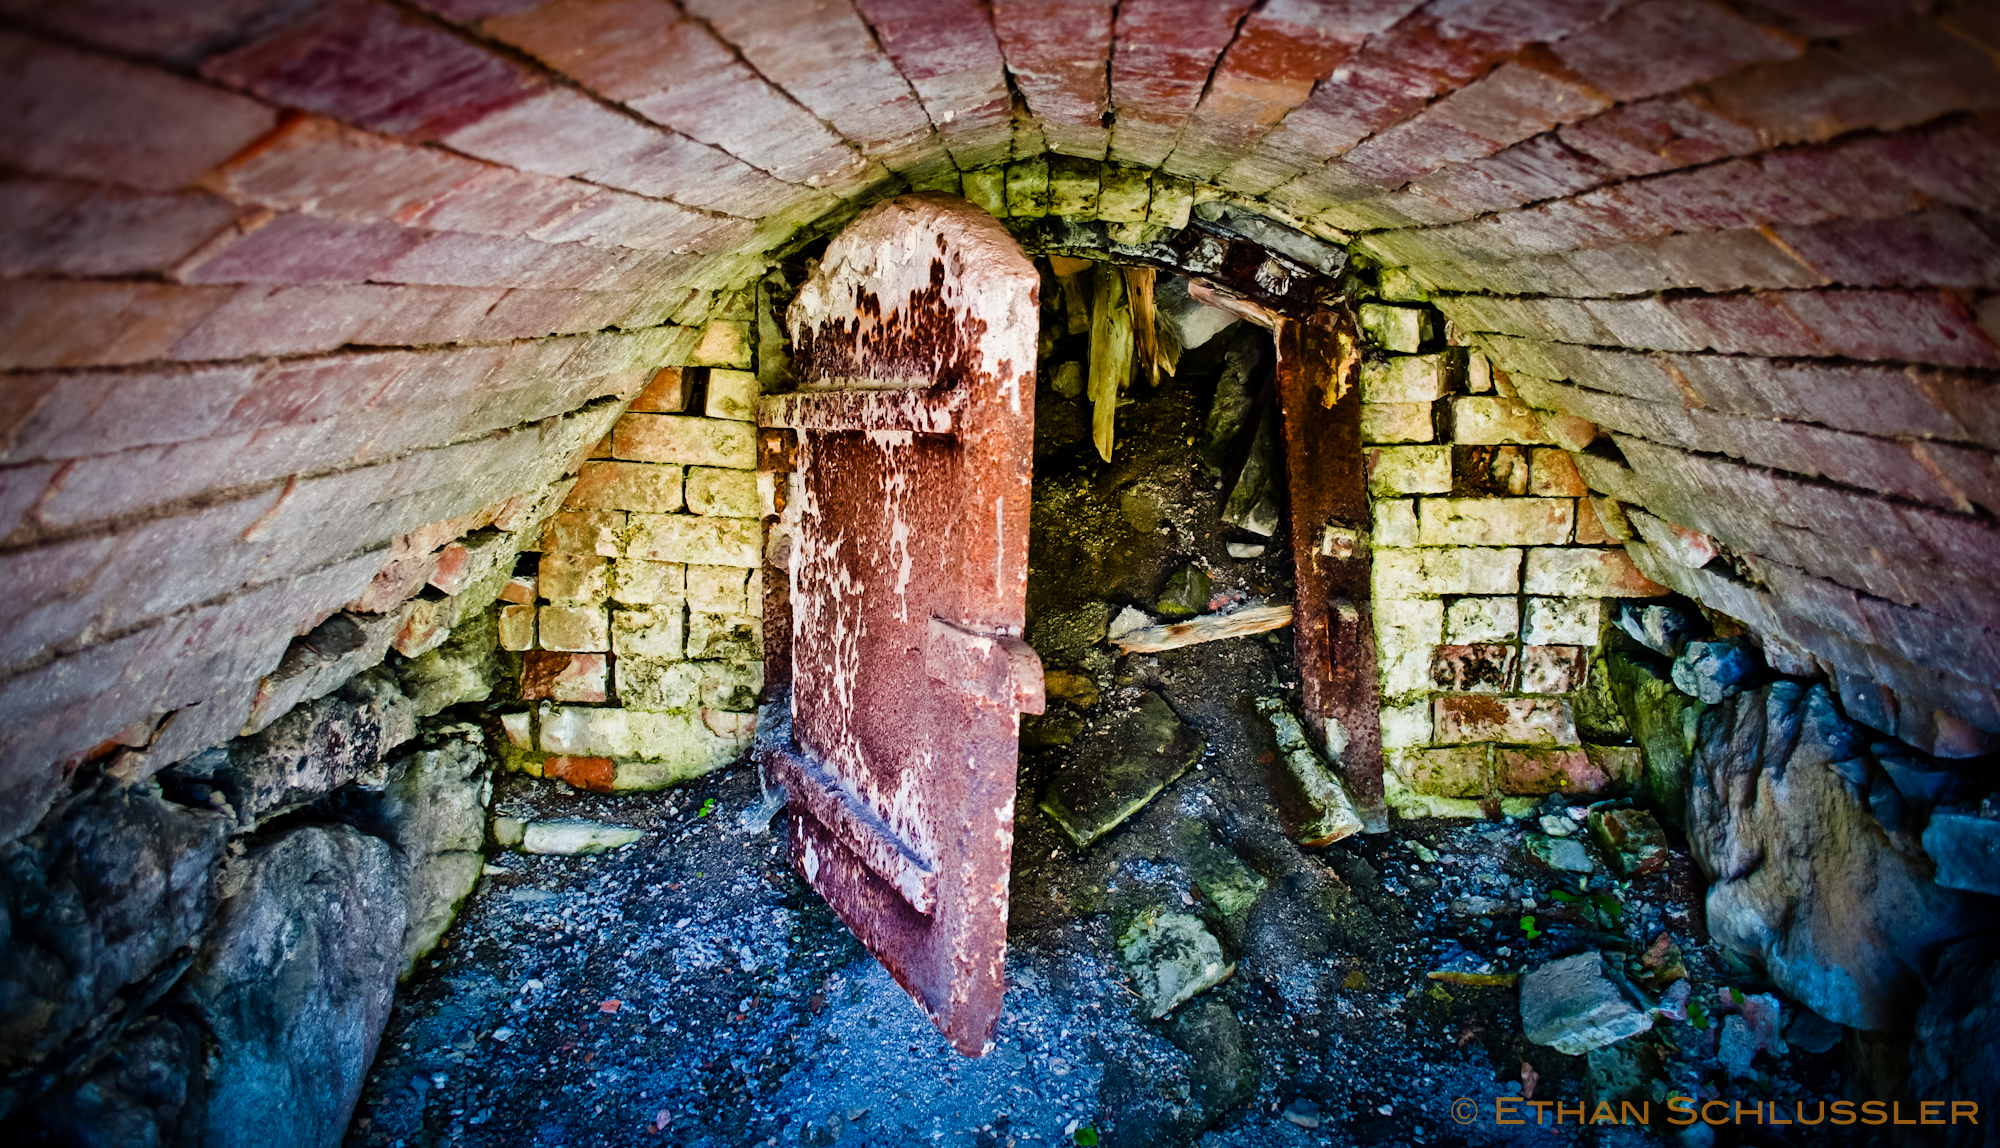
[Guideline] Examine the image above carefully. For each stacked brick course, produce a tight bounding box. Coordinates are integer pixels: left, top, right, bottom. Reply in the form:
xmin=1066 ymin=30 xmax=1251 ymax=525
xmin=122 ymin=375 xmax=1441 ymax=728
xmin=493 ymin=307 xmax=763 ymax=789
xmin=1355 ymin=301 xmax=1665 ymax=818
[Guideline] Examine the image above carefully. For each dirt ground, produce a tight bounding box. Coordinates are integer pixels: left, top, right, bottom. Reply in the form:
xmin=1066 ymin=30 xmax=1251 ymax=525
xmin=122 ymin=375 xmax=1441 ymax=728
xmin=344 ymin=302 xmax=1873 ymax=1148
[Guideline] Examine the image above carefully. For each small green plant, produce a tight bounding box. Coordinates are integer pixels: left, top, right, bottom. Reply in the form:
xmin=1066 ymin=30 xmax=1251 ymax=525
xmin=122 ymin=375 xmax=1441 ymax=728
xmin=1520 ymin=915 xmax=1542 ymax=940
xmin=1075 ymin=1127 xmax=1100 ymax=1146
xmin=1729 ymin=986 xmax=1745 ymax=1005
xmin=1550 ymin=887 xmax=1623 ymax=932
xmin=1688 ymin=995 xmax=1710 ymax=1030
xmin=697 ymin=798 xmax=716 ymax=817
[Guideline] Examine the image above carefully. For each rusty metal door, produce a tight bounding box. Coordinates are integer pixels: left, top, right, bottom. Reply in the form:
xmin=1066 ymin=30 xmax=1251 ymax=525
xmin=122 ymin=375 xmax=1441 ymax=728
xmin=755 ymin=194 xmax=1043 ymax=1056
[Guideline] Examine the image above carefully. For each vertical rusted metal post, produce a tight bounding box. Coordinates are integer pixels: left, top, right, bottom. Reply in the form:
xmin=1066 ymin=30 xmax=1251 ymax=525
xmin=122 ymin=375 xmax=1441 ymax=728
xmin=1275 ymin=309 xmax=1385 ymax=828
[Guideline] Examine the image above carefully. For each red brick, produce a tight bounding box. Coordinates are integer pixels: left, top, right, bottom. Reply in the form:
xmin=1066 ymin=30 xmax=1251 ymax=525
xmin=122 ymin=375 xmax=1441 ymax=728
xmin=346 ymin=284 xmax=511 ymax=345
xmin=201 ymin=0 xmax=538 ymax=140
xmin=1774 ymin=289 xmax=2000 ymax=368
xmin=1551 ymin=0 xmax=1803 ymax=102
xmin=1432 ymin=644 xmax=1518 ymax=693
xmin=169 ymin=284 xmax=397 ymax=360
xmin=0 ymin=280 xmax=231 ymax=370
xmin=544 ymin=752 xmax=615 ymax=790
xmin=586 ymin=132 xmax=814 ymax=216
xmin=853 ymin=0 xmax=1014 ymax=168
xmin=1345 ymin=58 xmax=1613 ymax=189
xmin=436 ymin=85 xmax=664 ymax=181
xmin=1104 ymin=0 xmax=1253 ymax=167
xmin=0 ymin=29 xmax=279 ymax=191
xmin=1495 ymin=746 xmax=1607 ymax=795
xmin=176 ymin=212 xmax=426 ymax=284
xmin=483 ymin=0 xmax=687 ymax=101
xmin=690 ymin=0 xmax=943 ymax=175
xmin=1700 ymin=21 xmax=2000 ymax=147
xmin=1774 ymin=209 xmax=2000 ymax=289
xmin=992 ymin=0 xmax=1115 ymax=156
xmin=1434 ymin=694 xmax=1580 ymax=746
xmin=1557 ymin=95 xmax=1764 ymax=177
xmin=1400 ymin=132 xmax=1616 ymax=221
xmin=202 ymin=114 xmax=485 ymax=223
xmin=0 ymin=179 xmax=252 ymax=278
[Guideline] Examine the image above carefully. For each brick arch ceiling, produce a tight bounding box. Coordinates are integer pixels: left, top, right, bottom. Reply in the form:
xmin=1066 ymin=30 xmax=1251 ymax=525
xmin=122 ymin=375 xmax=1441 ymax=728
xmin=2 ymin=0 xmax=1998 ymax=831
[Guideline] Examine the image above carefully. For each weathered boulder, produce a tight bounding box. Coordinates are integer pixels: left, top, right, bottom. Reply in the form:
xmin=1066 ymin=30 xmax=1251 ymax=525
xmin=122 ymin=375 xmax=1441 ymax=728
xmin=1525 ymin=834 xmax=1593 ymax=873
xmin=0 ymin=782 xmax=229 ymax=1067
xmin=1615 ymin=602 xmax=1699 ymax=658
xmin=1589 ymin=807 xmax=1668 ymax=877
xmin=1166 ymin=998 xmax=1259 ymax=1121
xmin=1155 ymin=564 xmax=1212 ymax=618
xmin=34 ymin=1015 xmax=204 ymax=1148
xmin=170 ymin=670 xmax=417 ymax=830
xmin=1258 ymin=698 xmax=1364 ymax=846
xmin=395 ymin=607 xmax=504 ymax=718
xmin=184 ymin=825 xmax=405 ymax=1148
xmin=334 ymin=727 xmax=492 ymax=978
xmin=1520 ymin=951 xmax=1652 ymax=1056
xmin=1687 ymin=681 xmax=1986 ymax=1031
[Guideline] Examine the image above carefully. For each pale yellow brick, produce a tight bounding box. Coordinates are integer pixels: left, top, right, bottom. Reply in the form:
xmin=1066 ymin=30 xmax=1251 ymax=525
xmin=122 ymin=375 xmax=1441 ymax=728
xmin=1444 ymin=597 xmax=1519 ymax=643
xmin=1358 ymin=303 xmax=1432 ymax=353
xmin=962 ymin=166 xmax=1006 ymax=216
xmin=698 ymin=660 xmax=764 ymax=711
xmin=613 ymin=414 xmax=756 ymax=468
xmin=705 ymin=368 xmax=760 ymax=422
xmin=612 ymin=605 xmax=684 ymax=660
xmin=615 ymin=658 xmax=699 ymax=712
xmin=538 ymin=604 xmax=608 ymax=652
xmin=685 ymin=466 xmax=759 ymax=518
xmin=1380 ymin=699 xmax=1434 ymax=749
xmin=611 ymin=558 xmax=684 ymax=605
xmin=1523 ymin=597 xmax=1604 ymax=644
xmin=1417 ymin=497 xmax=1574 ymax=546
xmin=1360 ymin=354 xmax=1454 ymax=403
xmin=1372 ymin=498 xmax=1419 ymax=547
xmin=1524 ymin=548 xmax=1669 ymax=598
xmin=497 ymin=604 xmax=535 ymax=651
xmin=687 ymin=611 xmax=762 ymax=660
xmin=1372 ymin=548 xmax=1522 ymax=597
xmin=1361 ymin=403 xmax=1433 ymax=443
xmin=686 ymin=564 xmax=749 ymax=612
xmin=539 ymin=553 xmax=610 ymax=603
xmin=1374 ymin=598 xmax=1443 ymax=698
xmin=1097 ymin=165 xmax=1150 ymax=222
xmin=566 ymin=460 xmax=683 ymax=513
xmin=1452 ymin=395 xmax=1558 ymax=445
xmin=1367 ymin=445 xmax=1452 ymax=496
xmin=689 ymin=320 xmax=752 ymax=368
xmin=627 ymin=514 xmax=761 ymax=567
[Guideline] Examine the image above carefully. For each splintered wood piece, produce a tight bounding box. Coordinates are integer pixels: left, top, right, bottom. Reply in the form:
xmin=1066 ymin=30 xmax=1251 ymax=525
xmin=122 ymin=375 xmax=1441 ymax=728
xmin=1112 ymin=604 xmax=1293 ymax=653
xmin=1124 ymin=265 xmax=1157 ymax=390
xmin=1088 ymin=262 xmax=1131 ymax=462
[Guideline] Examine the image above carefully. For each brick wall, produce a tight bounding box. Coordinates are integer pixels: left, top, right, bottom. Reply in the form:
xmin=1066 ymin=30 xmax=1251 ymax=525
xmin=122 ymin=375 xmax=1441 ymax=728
xmin=1353 ymin=300 xmax=1665 ymax=818
xmin=491 ymin=306 xmax=764 ymax=789
xmin=2 ymin=0 xmax=1997 ymax=844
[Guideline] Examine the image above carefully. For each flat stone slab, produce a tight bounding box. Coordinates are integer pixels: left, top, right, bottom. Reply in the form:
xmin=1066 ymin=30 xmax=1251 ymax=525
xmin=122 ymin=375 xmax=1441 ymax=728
xmin=520 ymin=819 xmax=643 ymax=855
xmin=1525 ymin=833 xmax=1594 ymax=873
xmin=1520 ymin=950 xmax=1652 ymax=1056
xmin=1038 ymin=690 xmax=1204 ymax=848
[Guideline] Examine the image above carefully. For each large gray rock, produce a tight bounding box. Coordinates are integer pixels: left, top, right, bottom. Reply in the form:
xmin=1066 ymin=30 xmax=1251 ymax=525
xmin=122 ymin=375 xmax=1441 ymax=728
xmin=170 ymin=670 xmax=417 ymax=830
xmin=334 ymin=727 xmax=492 ymax=978
xmin=0 ymin=782 xmax=229 ymax=1067
xmin=1923 ymin=811 xmax=2000 ymax=897
xmin=1687 ymin=681 xmax=1985 ymax=1031
xmin=35 ymin=1015 xmax=203 ymax=1148
xmin=1520 ymin=951 xmax=1652 ymax=1056
xmin=185 ymin=824 xmax=406 ymax=1148
xmin=1602 ymin=647 xmax=1703 ymax=829
xmin=1910 ymin=939 xmax=2000 ymax=1148
xmin=395 ymin=606 xmax=504 ymax=718
xmin=1198 ymin=323 xmax=1262 ymax=476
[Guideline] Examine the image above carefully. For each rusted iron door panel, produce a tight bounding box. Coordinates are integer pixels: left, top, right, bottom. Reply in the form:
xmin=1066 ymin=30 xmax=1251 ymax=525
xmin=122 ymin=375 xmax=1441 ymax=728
xmin=1275 ymin=309 xmax=1385 ymax=828
xmin=756 ymin=194 xmax=1042 ymax=1057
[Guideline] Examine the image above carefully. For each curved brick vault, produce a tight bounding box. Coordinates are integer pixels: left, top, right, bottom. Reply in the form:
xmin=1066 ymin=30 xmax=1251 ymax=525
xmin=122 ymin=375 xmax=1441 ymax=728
xmin=2 ymin=0 xmax=1998 ymax=840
